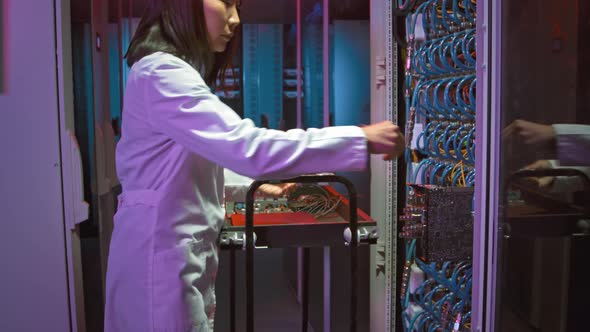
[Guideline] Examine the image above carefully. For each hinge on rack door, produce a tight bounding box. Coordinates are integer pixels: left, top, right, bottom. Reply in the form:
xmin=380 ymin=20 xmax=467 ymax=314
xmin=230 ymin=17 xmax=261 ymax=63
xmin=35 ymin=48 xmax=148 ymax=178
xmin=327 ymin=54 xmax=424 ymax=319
xmin=376 ymin=242 xmax=386 ymax=276
xmin=376 ymin=56 xmax=387 ymax=88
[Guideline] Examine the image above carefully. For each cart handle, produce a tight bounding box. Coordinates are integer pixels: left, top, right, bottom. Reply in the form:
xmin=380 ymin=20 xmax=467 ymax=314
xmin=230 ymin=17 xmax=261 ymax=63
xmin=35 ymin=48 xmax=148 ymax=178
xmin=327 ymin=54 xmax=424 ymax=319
xmin=506 ymin=168 xmax=590 ymax=216
xmin=244 ymin=174 xmax=360 ymax=332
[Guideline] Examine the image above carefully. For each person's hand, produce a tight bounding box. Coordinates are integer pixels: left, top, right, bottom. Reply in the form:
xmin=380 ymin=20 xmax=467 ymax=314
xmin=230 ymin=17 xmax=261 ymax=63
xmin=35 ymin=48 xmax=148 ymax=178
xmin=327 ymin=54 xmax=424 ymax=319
xmin=361 ymin=121 xmax=405 ymax=161
xmin=503 ymin=119 xmax=556 ymax=144
xmin=257 ymin=183 xmax=297 ymax=197
xmin=523 ymin=160 xmax=555 ymax=189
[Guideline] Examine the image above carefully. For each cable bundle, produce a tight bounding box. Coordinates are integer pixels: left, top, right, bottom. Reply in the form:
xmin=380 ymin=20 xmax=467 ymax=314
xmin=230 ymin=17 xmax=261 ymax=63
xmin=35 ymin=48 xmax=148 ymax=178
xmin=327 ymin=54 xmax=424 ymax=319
xmin=415 ymin=123 xmax=475 ymax=162
xmin=400 ymin=242 xmax=473 ymax=332
xmin=412 ymin=29 xmax=476 ymax=77
xmin=287 ymin=184 xmax=342 ymax=218
xmin=398 ymin=1 xmax=476 ymax=330
xmin=412 ymin=76 xmax=476 ymax=121
xmin=411 ymin=158 xmax=475 ymax=187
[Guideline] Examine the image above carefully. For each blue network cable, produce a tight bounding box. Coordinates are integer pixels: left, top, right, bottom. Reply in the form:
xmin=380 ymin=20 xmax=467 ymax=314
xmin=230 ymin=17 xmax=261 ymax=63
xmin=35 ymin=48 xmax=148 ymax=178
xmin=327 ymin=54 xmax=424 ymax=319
xmin=401 ymin=2 xmax=476 ymax=330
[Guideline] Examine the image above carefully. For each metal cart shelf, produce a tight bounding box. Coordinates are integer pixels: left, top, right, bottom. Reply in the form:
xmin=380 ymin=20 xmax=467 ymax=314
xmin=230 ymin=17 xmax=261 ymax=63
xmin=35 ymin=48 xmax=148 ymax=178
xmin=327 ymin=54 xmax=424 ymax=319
xmin=220 ymin=174 xmax=378 ymax=332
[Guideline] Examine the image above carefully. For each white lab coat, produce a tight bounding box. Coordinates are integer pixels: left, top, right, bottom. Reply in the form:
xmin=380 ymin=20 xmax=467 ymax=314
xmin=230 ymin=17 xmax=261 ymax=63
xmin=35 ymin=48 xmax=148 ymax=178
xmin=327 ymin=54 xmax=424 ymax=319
xmin=553 ymin=124 xmax=590 ymax=166
xmin=543 ymin=124 xmax=590 ymax=193
xmin=104 ymin=52 xmax=368 ymax=332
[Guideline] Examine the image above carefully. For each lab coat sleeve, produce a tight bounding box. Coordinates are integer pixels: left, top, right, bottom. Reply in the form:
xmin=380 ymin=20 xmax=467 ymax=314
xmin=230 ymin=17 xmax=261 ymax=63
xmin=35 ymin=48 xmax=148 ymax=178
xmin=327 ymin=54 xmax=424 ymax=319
xmin=142 ymin=54 xmax=368 ymax=180
xmin=552 ymin=124 xmax=590 ymax=166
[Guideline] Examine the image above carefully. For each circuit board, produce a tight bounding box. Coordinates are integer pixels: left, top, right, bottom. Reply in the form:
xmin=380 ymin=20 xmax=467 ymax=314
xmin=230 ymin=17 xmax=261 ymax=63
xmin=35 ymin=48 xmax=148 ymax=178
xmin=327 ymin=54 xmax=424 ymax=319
xmin=401 ymin=185 xmax=474 ymax=262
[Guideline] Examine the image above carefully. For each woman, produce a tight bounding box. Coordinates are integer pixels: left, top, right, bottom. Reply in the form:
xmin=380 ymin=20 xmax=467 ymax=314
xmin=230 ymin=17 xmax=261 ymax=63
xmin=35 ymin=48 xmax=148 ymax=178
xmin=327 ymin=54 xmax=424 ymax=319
xmin=105 ymin=0 xmax=405 ymax=331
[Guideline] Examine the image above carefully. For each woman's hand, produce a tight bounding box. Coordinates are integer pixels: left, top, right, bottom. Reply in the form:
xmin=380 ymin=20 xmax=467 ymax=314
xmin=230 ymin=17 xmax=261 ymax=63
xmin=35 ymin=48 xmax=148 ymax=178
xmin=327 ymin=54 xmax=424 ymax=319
xmin=256 ymin=183 xmax=297 ymax=197
xmin=503 ymin=119 xmax=556 ymax=145
xmin=361 ymin=121 xmax=406 ymax=161
xmin=523 ymin=159 xmax=555 ymax=189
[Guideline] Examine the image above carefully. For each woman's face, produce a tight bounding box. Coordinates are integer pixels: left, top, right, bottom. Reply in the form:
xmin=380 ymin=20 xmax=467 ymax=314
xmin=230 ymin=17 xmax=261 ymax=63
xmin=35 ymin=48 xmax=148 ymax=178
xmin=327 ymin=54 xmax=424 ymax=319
xmin=203 ymin=0 xmax=240 ymax=52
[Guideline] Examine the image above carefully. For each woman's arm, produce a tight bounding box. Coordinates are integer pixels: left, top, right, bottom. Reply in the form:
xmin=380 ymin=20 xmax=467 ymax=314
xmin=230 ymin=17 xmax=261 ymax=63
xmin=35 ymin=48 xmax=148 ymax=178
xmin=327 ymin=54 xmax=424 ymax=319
xmin=142 ymin=53 xmax=372 ymax=180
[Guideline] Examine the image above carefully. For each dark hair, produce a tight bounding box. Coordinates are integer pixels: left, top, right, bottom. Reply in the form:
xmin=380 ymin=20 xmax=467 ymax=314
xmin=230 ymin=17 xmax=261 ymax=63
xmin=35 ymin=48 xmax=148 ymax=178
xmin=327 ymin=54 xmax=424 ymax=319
xmin=126 ymin=0 xmax=239 ymax=89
